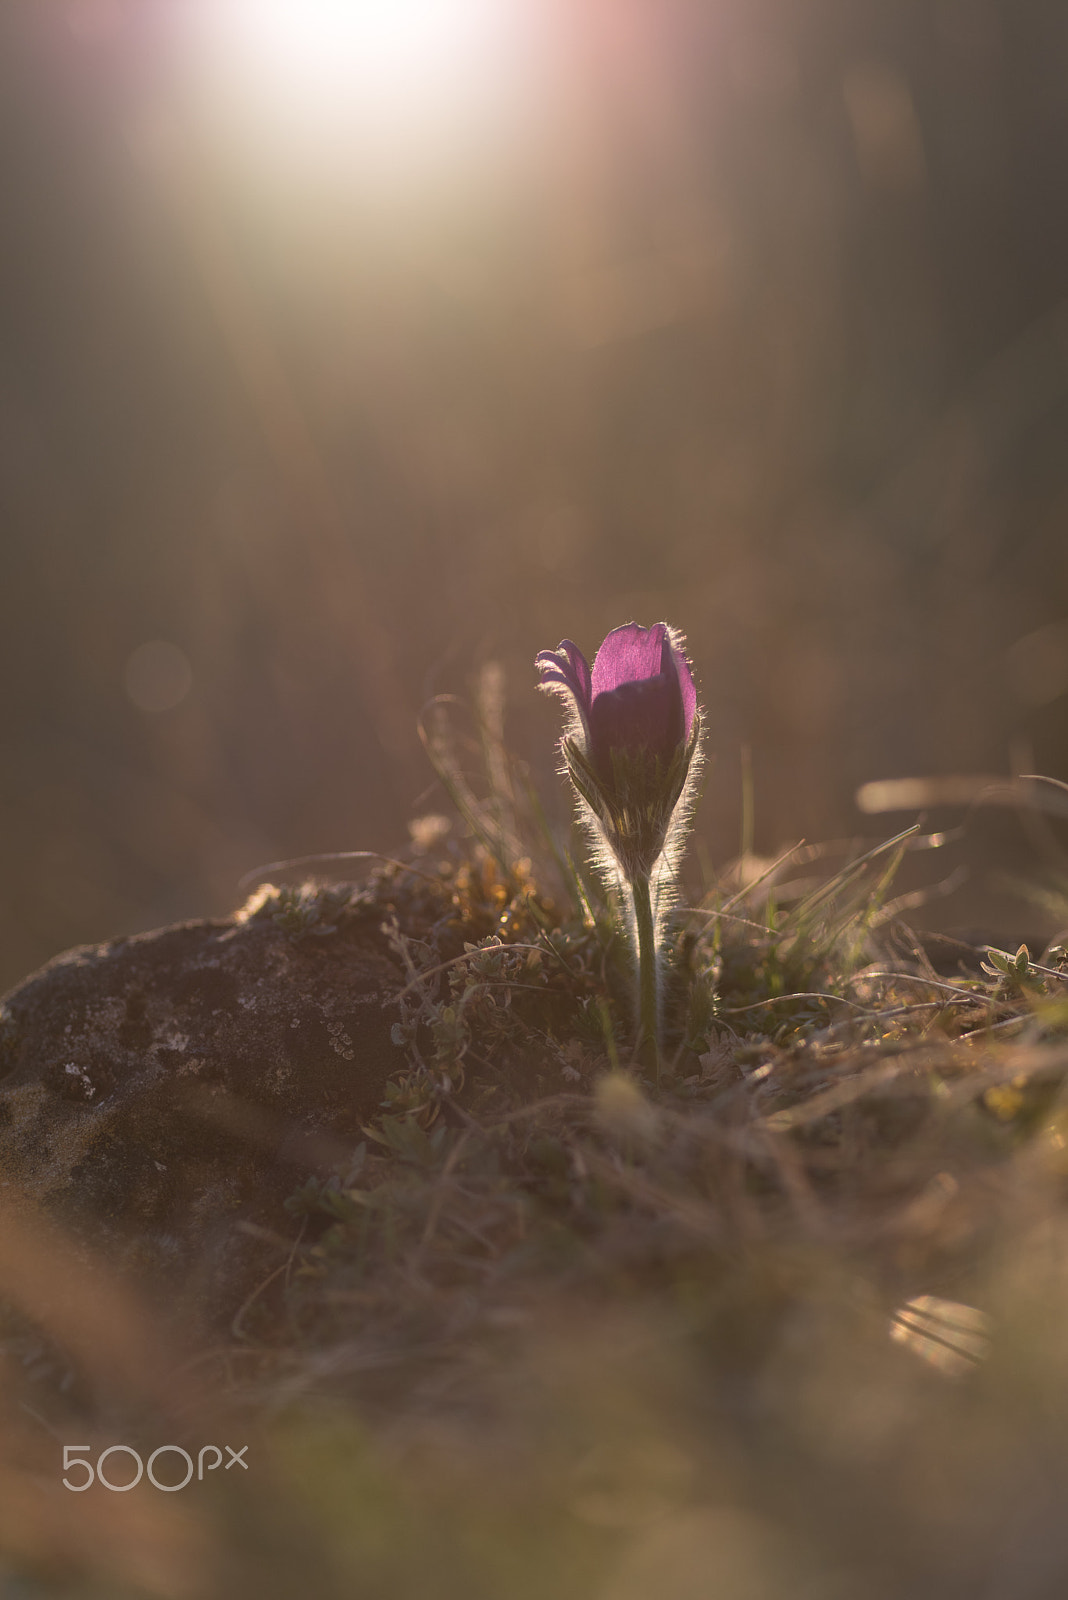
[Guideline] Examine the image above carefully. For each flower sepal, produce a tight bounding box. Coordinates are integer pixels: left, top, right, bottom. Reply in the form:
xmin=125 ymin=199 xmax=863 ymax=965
xmin=536 ymin=620 xmax=703 ymax=1079
xmin=562 ymin=712 xmax=700 ymax=883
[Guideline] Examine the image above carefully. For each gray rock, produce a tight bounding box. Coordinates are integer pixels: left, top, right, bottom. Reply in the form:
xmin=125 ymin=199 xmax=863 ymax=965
xmin=0 ymin=888 xmax=403 ymax=1316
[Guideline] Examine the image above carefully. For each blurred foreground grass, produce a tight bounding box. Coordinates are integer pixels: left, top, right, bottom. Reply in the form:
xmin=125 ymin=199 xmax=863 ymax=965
xmin=4 ymin=719 xmax=1068 ymax=1598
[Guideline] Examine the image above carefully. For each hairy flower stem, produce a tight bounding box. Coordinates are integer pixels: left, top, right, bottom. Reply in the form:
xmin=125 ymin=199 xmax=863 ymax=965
xmin=630 ymin=873 xmax=660 ymax=1082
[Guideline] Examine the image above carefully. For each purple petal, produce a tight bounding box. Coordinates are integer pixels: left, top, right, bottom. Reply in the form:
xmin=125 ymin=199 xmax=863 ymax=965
xmin=588 ymin=675 xmax=685 ymax=784
xmin=666 ymin=630 xmax=697 ymax=741
xmin=590 ymin=623 xmax=669 ymax=698
xmin=535 ymin=638 xmax=592 ymax=715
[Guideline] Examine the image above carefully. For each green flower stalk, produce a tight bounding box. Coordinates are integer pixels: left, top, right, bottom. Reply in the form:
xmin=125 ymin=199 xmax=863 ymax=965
xmin=536 ymin=622 xmax=702 ymax=1078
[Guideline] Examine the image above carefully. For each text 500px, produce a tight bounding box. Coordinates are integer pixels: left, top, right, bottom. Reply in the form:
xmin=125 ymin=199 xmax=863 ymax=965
xmin=62 ymin=1444 xmax=248 ymax=1491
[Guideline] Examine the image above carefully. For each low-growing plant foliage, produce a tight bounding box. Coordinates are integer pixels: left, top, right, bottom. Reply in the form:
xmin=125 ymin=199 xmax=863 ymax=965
xmin=4 ymin=673 xmax=1068 ymax=1597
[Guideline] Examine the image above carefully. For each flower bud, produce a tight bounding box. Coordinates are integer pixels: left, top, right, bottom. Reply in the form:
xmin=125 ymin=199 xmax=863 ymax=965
xmin=536 ymin=622 xmax=700 ymax=883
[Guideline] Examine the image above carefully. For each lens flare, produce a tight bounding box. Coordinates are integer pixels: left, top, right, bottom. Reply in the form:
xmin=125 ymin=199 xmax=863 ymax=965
xmin=193 ymin=0 xmax=539 ymax=163
xmin=124 ymin=641 xmax=192 ymax=713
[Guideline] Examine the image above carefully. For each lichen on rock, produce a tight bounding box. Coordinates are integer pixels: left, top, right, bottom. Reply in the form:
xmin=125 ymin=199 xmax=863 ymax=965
xmin=0 ymin=851 xmax=591 ymax=1325
xmin=0 ymin=882 xmax=406 ymax=1316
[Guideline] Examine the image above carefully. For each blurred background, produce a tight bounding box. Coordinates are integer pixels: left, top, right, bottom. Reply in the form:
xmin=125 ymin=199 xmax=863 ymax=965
xmin=2 ymin=0 xmax=1068 ymax=992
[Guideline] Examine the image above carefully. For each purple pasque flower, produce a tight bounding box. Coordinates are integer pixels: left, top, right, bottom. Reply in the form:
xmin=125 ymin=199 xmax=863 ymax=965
xmin=536 ymin=622 xmax=700 ymax=882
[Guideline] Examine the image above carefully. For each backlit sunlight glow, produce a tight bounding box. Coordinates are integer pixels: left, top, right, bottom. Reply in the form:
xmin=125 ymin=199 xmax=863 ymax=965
xmin=195 ymin=0 xmax=538 ymax=159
